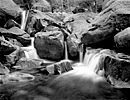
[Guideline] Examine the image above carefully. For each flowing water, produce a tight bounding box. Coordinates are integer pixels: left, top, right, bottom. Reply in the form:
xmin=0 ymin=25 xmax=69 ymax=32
xmin=64 ymin=41 xmax=68 ymax=60
xmin=22 ymin=37 xmax=40 ymax=60
xmin=21 ymin=10 xmax=26 ymax=30
xmin=21 ymin=10 xmax=29 ymax=30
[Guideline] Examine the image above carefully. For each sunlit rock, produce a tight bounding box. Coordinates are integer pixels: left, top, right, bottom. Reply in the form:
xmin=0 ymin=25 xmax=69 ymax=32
xmin=114 ymin=27 xmax=130 ymax=55
xmin=81 ymin=0 xmax=130 ymax=48
xmin=46 ymin=60 xmax=73 ymax=74
xmin=34 ymin=31 xmax=64 ymax=61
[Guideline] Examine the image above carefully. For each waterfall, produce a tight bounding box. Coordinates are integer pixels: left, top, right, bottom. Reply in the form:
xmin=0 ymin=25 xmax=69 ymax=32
xmin=64 ymin=41 xmax=68 ymax=60
xmin=79 ymin=44 xmax=83 ymax=63
xmin=21 ymin=37 xmax=40 ymax=60
xmin=21 ymin=10 xmax=29 ymax=30
xmin=21 ymin=10 xmax=26 ymax=30
xmin=83 ymin=49 xmax=105 ymax=75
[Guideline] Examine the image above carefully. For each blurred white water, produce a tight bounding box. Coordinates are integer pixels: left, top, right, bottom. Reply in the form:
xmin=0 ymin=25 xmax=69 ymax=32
xmin=82 ymin=49 xmax=109 ymax=76
xmin=21 ymin=37 xmax=40 ymax=60
xmin=79 ymin=44 xmax=83 ymax=63
xmin=64 ymin=41 xmax=68 ymax=60
xmin=21 ymin=10 xmax=26 ymax=30
xmin=21 ymin=10 xmax=29 ymax=30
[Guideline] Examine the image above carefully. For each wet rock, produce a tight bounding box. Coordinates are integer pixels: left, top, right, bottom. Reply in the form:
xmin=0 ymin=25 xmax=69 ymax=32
xmin=4 ymin=19 xmax=20 ymax=29
xmin=104 ymin=53 xmax=130 ymax=83
xmin=114 ymin=27 xmax=130 ymax=55
xmin=81 ymin=0 xmax=130 ymax=48
xmin=34 ymin=31 xmax=64 ymax=61
xmin=0 ymin=27 xmax=31 ymax=46
xmin=66 ymin=34 xmax=79 ymax=60
xmin=46 ymin=60 xmax=73 ymax=74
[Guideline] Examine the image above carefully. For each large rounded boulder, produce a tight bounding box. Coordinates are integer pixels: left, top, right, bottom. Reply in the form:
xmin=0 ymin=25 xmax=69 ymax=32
xmin=34 ymin=31 xmax=64 ymax=61
xmin=81 ymin=0 xmax=130 ymax=48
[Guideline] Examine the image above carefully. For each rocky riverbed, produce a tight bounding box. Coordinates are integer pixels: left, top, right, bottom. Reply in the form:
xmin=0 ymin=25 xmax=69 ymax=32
xmin=1 ymin=0 xmax=130 ymax=100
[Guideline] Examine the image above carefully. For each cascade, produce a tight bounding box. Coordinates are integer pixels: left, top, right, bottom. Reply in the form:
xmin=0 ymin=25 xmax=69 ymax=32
xmin=21 ymin=10 xmax=29 ymax=30
xmin=83 ymin=49 xmax=105 ymax=75
xmin=21 ymin=37 xmax=40 ymax=60
xmin=64 ymin=41 xmax=68 ymax=60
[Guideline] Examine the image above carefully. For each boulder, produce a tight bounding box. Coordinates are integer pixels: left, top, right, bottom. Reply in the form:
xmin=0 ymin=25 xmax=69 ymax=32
xmin=46 ymin=60 xmax=73 ymax=74
xmin=66 ymin=34 xmax=79 ymax=60
xmin=34 ymin=31 xmax=64 ymax=61
xmin=26 ymin=10 xmax=62 ymax=36
xmin=114 ymin=27 xmax=130 ymax=55
xmin=0 ymin=0 xmax=22 ymax=27
xmin=81 ymin=0 xmax=130 ymax=48
xmin=0 ymin=36 xmax=16 ymax=55
xmin=0 ymin=0 xmax=22 ymax=17
xmin=104 ymin=53 xmax=130 ymax=87
xmin=0 ymin=27 xmax=31 ymax=46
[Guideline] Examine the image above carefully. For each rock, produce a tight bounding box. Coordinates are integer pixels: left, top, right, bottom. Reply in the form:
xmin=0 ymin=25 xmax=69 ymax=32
xmin=2 ymin=72 xmax=35 ymax=83
xmin=104 ymin=53 xmax=130 ymax=84
xmin=0 ymin=0 xmax=22 ymax=27
xmin=34 ymin=31 xmax=64 ymax=61
xmin=64 ymin=13 xmax=95 ymax=35
xmin=31 ymin=0 xmax=51 ymax=12
xmin=0 ymin=0 xmax=22 ymax=17
xmin=66 ymin=34 xmax=79 ymax=60
xmin=4 ymin=19 xmax=20 ymax=29
xmin=81 ymin=0 xmax=130 ymax=48
xmin=72 ymin=7 xmax=86 ymax=14
xmin=13 ymin=0 xmax=51 ymax=12
xmin=46 ymin=60 xmax=73 ymax=74
xmin=0 ymin=63 xmax=10 ymax=75
xmin=6 ymin=37 xmax=23 ymax=47
xmin=26 ymin=10 xmax=62 ymax=36
xmin=5 ymin=47 xmax=25 ymax=65
xmin=114 ymin=27 xmax=130 ymax=55
xmin=0 ymin=27 xmax=31 ymax=46
xmin=0 ymin=36 xmax=16 ymax=55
